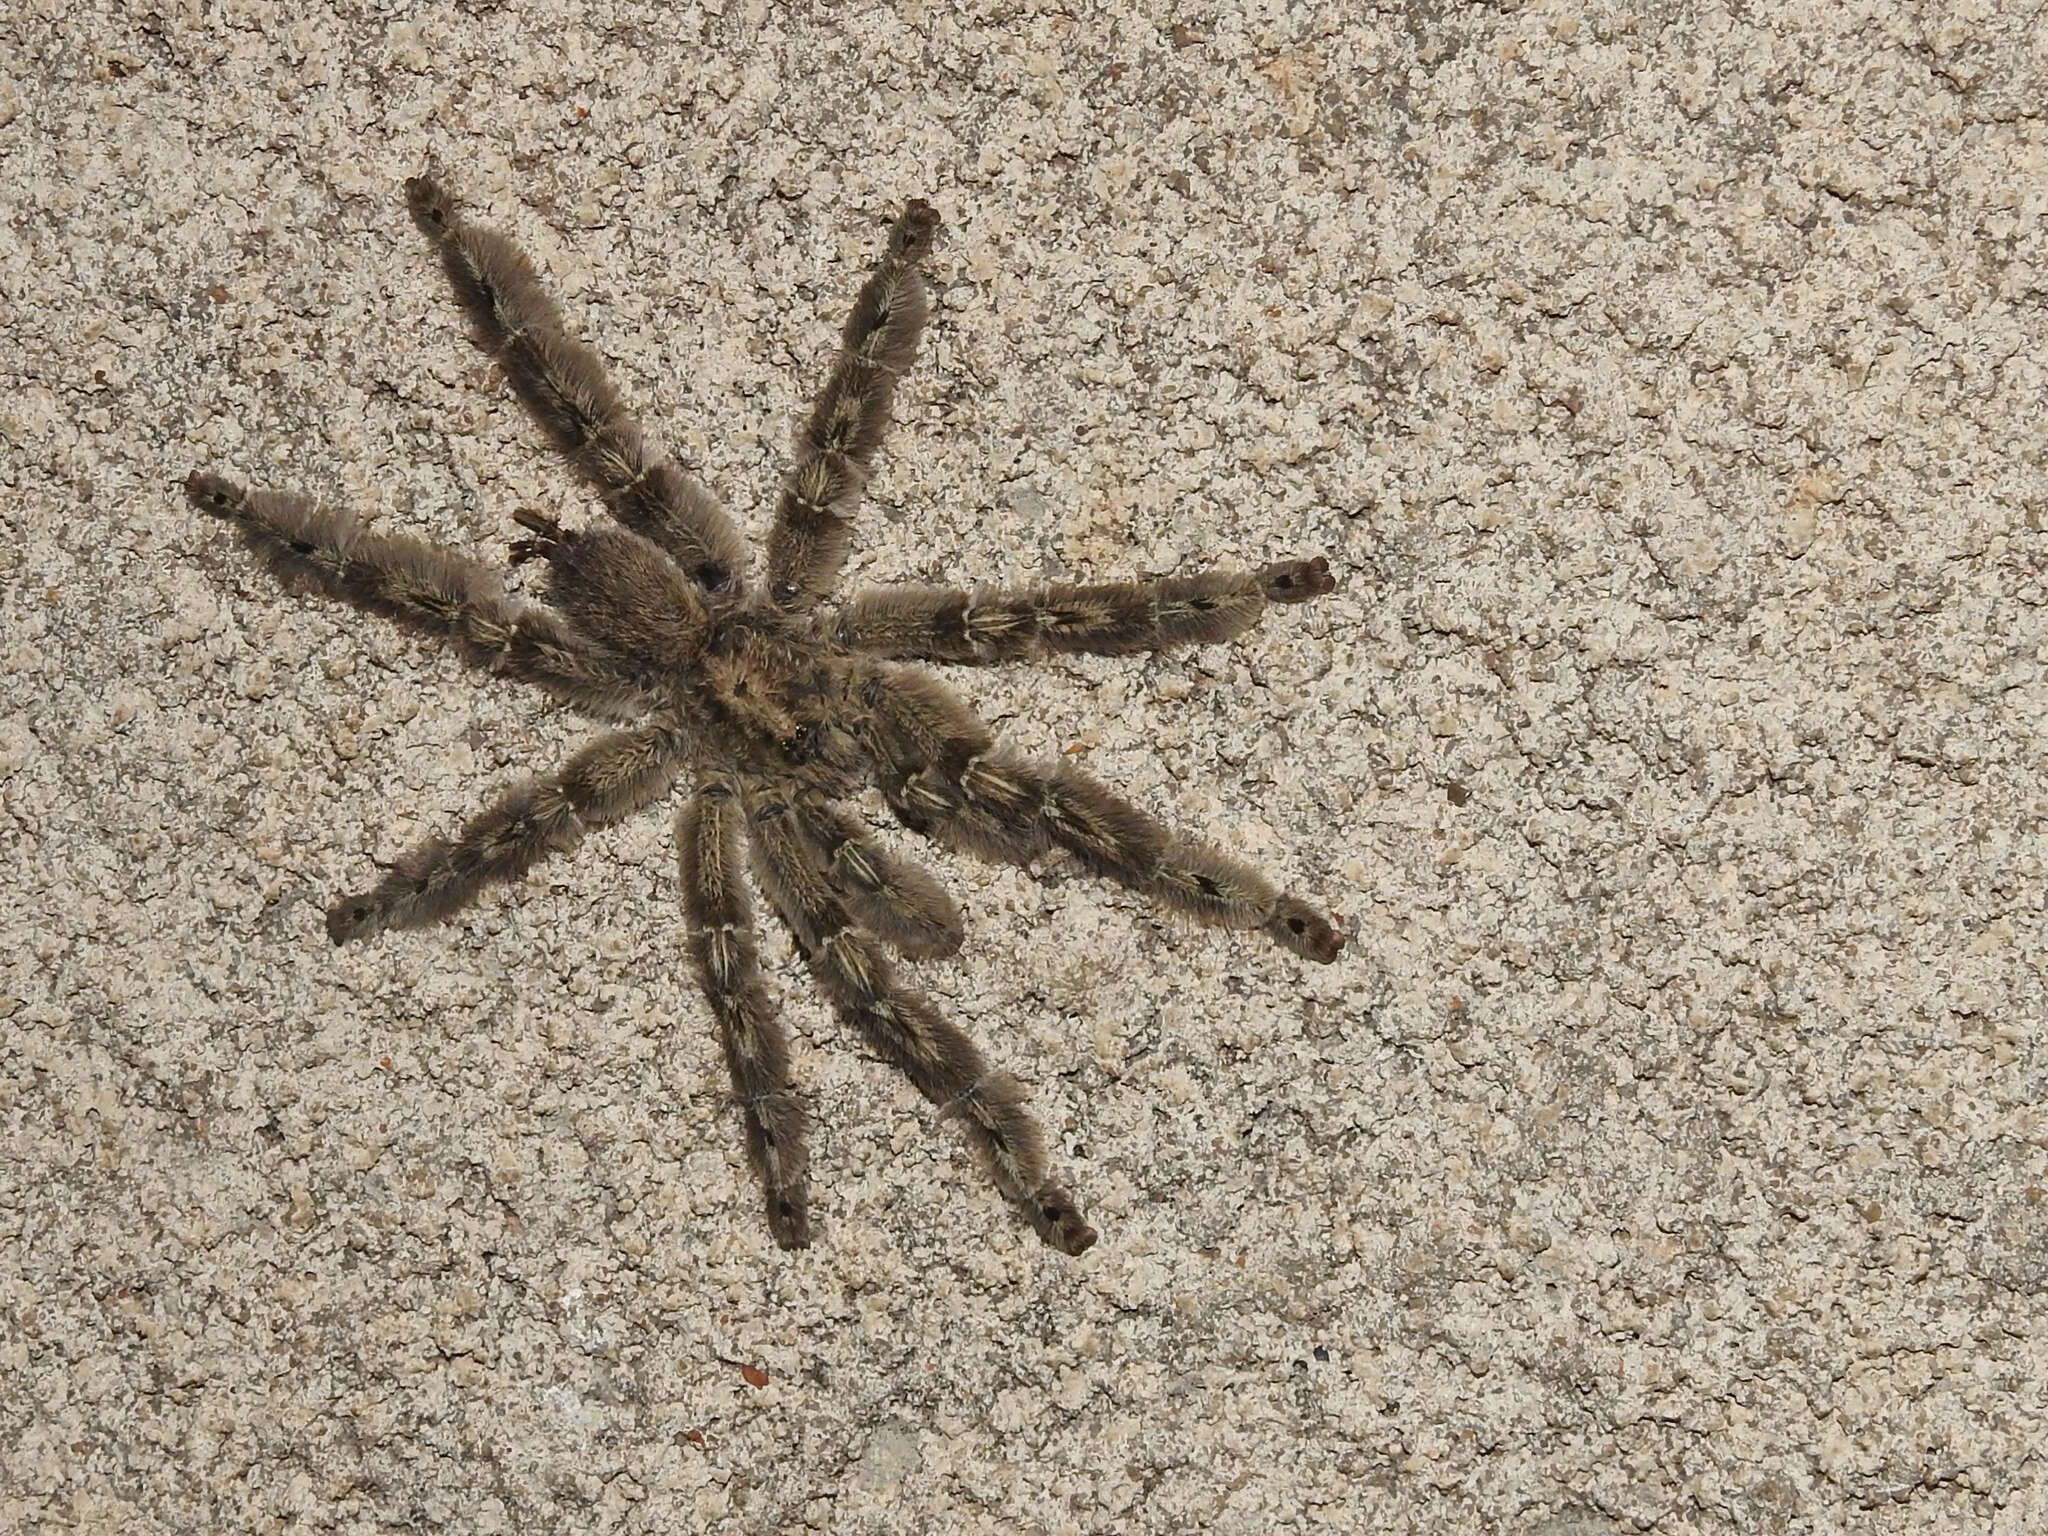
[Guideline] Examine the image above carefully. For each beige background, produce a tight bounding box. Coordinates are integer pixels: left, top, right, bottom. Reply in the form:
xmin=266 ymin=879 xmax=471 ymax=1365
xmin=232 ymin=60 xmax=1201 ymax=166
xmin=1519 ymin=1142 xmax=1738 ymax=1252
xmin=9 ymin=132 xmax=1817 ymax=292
xmin=4 ymin=2 xmax=2044 ymax=1532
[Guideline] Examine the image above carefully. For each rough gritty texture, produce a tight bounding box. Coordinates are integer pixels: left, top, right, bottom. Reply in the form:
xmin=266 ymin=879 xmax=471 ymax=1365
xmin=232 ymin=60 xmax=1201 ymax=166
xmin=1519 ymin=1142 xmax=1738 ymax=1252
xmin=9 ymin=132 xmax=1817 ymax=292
xmin=3 ymin=3 xmax=2044 ymax=1532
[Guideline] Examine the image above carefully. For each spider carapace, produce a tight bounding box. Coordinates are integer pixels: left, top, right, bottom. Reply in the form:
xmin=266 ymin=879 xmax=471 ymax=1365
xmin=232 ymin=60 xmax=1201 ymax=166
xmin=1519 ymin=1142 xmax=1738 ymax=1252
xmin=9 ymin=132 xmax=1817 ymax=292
xmin=188 ymin=175 xmax=1344 ymax=1256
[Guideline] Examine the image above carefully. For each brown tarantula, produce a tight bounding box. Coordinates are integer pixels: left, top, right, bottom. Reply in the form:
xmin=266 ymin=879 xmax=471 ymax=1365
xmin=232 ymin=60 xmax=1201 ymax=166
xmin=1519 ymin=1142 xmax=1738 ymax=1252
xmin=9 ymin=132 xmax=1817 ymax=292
xmin=186 ymin=176 xmax=1343 ymax=1255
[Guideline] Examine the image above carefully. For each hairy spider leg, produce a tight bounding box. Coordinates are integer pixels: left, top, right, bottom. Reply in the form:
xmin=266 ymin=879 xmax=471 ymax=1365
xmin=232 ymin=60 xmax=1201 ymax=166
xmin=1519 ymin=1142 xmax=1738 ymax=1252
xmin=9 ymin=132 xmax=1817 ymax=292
xmin=742 ymin=776 xmax=1097 ymax=1255
xmin=185 ymin=473 xmax=655 ymax=721
xmin=326 ymin=721 xmax=691 ymax=943
xmin=838 ymin=558 xmax=1336 ymax=663
xmin=406 ymin=176 xmax=749 ymax=595
xmin=855 ymin=663 xmax=1345 ymax=962
xmin=678 ymin=778 xmax=812 ymax=1248
xmin=784 ymin=792 xmax=963 ymax=960
xmin=766 ymin=201 xmax=941 ymax=611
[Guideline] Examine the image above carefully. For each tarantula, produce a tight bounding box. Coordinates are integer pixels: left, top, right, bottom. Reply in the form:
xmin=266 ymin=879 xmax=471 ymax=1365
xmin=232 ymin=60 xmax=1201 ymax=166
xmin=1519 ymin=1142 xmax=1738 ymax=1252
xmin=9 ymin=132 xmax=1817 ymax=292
xmin=186 ymin=176 xmax=1344 ymax=1255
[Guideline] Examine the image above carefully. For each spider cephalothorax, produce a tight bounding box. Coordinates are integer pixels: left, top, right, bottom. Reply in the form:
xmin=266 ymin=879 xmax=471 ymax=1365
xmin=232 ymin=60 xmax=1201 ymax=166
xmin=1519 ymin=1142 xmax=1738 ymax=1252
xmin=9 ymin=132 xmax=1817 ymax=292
xmin=188 ymin=175 xmax=1344 ymax=1255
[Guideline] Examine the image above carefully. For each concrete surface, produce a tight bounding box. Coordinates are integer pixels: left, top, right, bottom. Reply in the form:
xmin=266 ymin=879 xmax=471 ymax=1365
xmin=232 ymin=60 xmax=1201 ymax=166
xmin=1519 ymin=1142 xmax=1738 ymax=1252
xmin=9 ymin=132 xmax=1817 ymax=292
xmin=3 ymin=2 xmax=2043 ymax=1532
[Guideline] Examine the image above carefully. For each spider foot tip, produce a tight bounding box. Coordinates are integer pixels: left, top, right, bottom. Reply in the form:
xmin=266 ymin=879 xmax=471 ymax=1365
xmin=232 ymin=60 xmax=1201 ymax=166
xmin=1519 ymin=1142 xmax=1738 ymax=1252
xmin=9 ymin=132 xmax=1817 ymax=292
xmin=325 ymin=897 xmax=382 ymax=945
xmin=1262 ymin=555 xmax=1337 ymax=602
xmin=184 ymin=470 xmax=242 ymax=515
xmin=1052 ymin=1212 xmax=1099 ymax=1256
xmin=508 ymin=509 xmax=567 ymax=564
xmin=1028 ymin=1184 xmax=1098 ymax=1256
xmin=405 ymin=175 xmax=457 ymax=234
xmin=767 ymin=1196 xmax=813 ymax=1250
xmin=1269 ymin=898 xmax=1344 ymax=964
xmin=892 ymin=199 xmax=942 ymax=260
